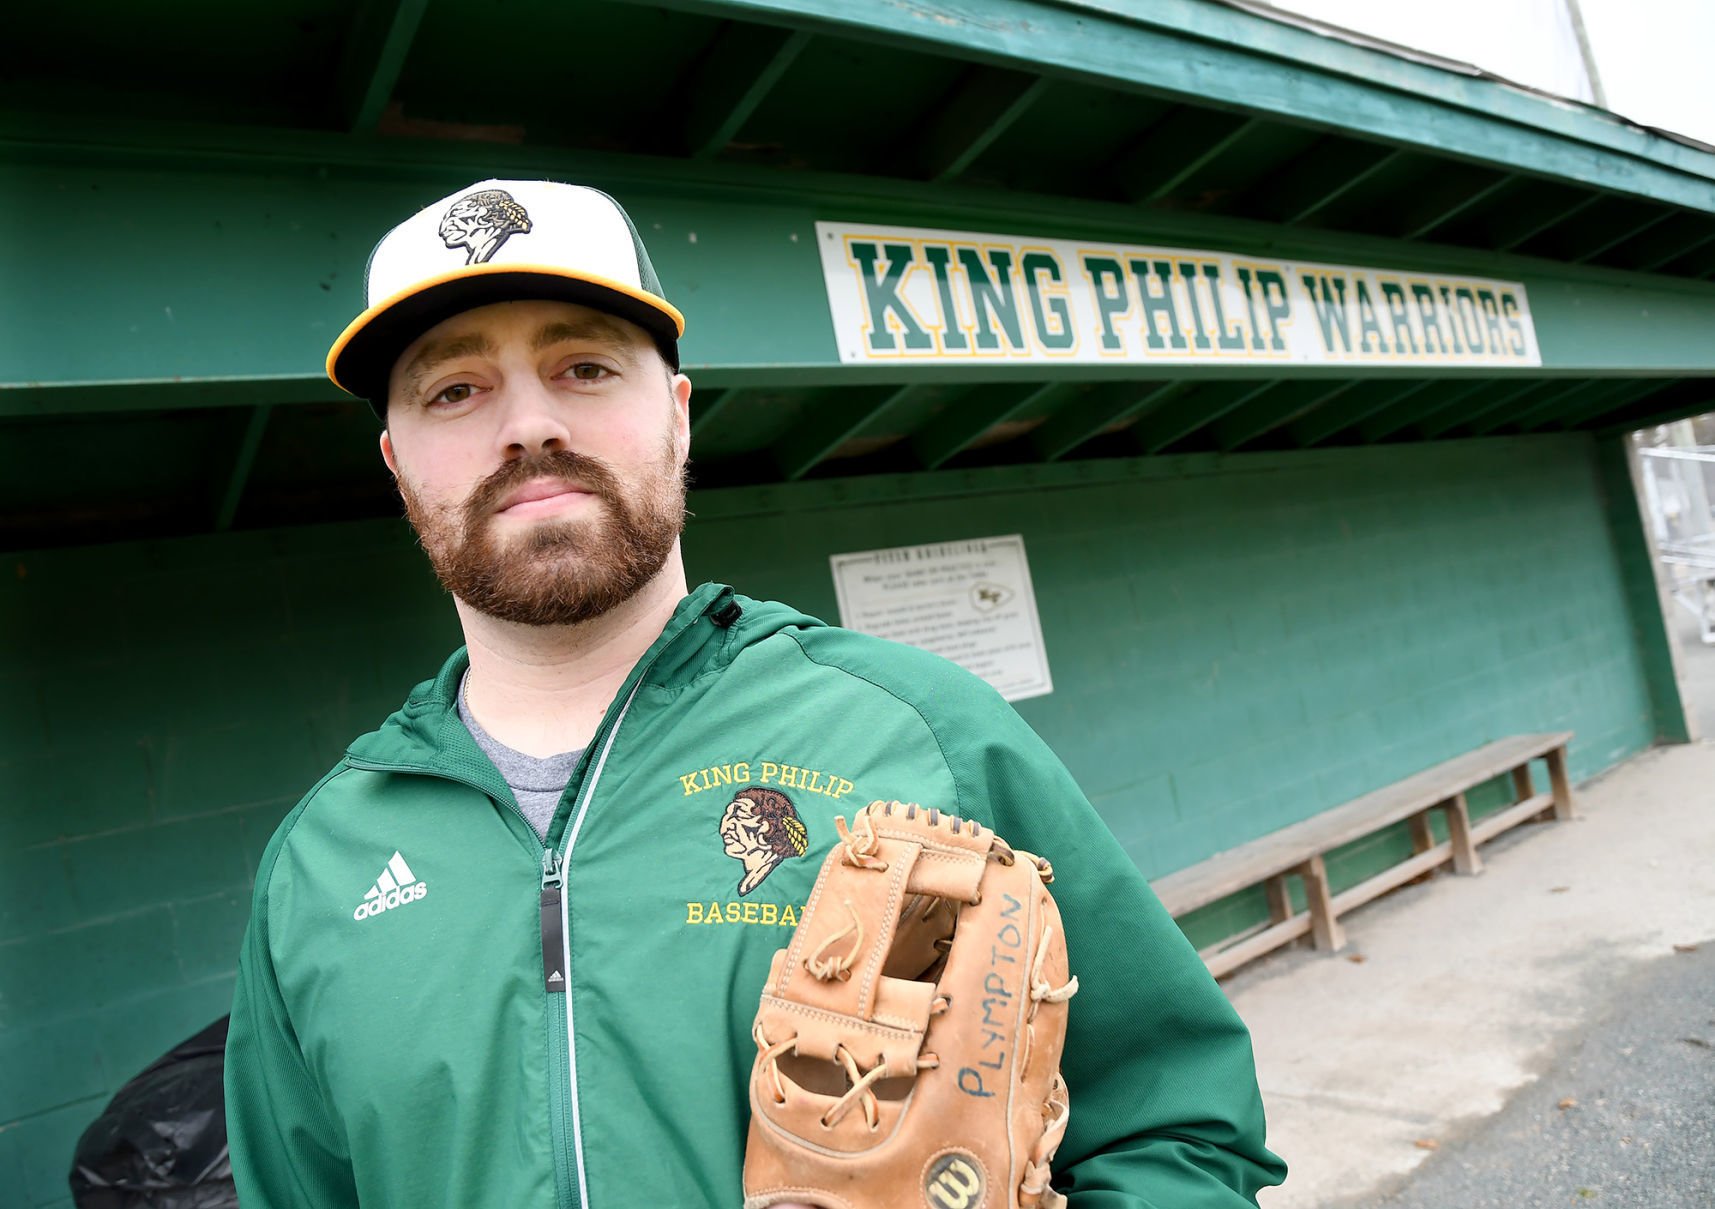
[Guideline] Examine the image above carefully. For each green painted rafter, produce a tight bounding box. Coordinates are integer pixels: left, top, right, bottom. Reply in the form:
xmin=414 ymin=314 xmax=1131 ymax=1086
xmin=1029 ymin=381 xmax=1184 ymax=462
xmin=1396 ymin=173 xmax=1515 ymax=241
xmin=1215 ymin=380 xmax=1352 ymax=451
xmin=1571 ymin=208 xmax=1676 ymax=264
xmin=1132 ymin=381 xmax=1272 ymax=453
xmin=336 ymin=0 xmax=431 ymax=132
xmin=1493 ymin=378 xmax=1610 ymax=432
xmin=1289 ymin=380 xmax=1432 ymax=447
xmin=215 ymin=405 xmax=273 ymax=531
xmin=771 ymin=383 xmax=943 ymax=480
xmin=1430 ymin=380 xmax=1557 ymax=438
xmin=1494 ymin=192 xmax=1603 ymax=252
xmin=910 ymin=68 xmax=1049 ymax=182
xmin=1357 ymin=380 xmax=1486 ymax=442
xmin=911 ymin=382 xmax=1073 ymax=469
xmin=1115 ymin=112 xmax=1258 ymax=204
xmin=691 ymin=387 xmax=748 ymax=436
xmin=1549 ymin=380 xmax=1678 ymax=431
xmin=683 ymin=25 xmax=813 ymax=159
xmin=1632 ymin=225 xmax=1715 ymax=274
xmin=1595 ymin=381 xmax=1710 ymax=435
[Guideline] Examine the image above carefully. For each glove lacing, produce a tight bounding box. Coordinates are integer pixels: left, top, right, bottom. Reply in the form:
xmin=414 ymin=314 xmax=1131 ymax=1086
xmin=1027 ymin=923 xmax=1079 ymax=1020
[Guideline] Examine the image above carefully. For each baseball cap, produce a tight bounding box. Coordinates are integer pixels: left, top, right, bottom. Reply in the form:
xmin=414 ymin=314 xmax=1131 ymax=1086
xmin=326 ymin=179 xmax=685 ymax=409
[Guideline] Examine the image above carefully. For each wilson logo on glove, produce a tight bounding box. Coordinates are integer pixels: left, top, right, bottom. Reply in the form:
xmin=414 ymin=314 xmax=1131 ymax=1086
xmin=743 ymin=800 xmax=1078 ymax=1209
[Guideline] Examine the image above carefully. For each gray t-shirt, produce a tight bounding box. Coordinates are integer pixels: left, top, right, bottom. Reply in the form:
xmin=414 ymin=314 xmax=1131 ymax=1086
xmin=457 ymin=672 xmax=584 ymax=841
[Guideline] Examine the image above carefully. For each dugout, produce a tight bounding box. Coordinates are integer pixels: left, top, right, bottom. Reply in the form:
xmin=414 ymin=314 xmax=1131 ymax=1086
xmin=4 ymin=1 xmax=1715 ymax=1200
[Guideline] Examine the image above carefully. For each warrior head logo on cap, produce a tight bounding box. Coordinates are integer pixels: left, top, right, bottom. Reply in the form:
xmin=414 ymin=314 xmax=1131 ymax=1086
xmin=438 ymin=188 xmax=532 ymax=265
xmin=719 ymin=787 xmax=808 ymax=896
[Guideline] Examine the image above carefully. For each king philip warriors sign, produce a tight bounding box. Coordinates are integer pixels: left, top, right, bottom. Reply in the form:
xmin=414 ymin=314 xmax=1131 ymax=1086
xmin=816 ymin=221 xmax=1540 ymax=368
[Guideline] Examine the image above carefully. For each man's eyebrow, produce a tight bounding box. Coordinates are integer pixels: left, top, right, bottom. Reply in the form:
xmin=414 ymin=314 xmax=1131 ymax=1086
xmin=400 ymin=332 xmax=497 ymax=395
xmin=531 ymin=318 xmax=638 ymax=353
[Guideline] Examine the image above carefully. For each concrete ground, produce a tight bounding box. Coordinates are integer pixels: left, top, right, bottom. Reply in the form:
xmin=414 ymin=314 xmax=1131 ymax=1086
xmin=1227 ymin=613 xmax=1715 ymax=1209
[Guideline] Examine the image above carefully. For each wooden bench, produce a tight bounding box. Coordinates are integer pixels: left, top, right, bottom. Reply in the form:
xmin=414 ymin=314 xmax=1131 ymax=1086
xmin=1151 ymin=733 xmax=1574 ymax=978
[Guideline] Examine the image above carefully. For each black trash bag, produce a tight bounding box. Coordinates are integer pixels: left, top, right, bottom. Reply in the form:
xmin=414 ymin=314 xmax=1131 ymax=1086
xmin=69 ymin=1016 xmax=237 ymax=1208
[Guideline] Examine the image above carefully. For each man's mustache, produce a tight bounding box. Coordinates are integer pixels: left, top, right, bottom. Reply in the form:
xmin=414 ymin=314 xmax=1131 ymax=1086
xmin=464 ymin=450 xmax=624 ymax=523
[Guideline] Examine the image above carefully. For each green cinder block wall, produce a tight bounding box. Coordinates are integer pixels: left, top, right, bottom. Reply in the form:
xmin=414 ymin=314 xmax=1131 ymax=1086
xmin=0 ymin=433 xmax=1669 ymax=1206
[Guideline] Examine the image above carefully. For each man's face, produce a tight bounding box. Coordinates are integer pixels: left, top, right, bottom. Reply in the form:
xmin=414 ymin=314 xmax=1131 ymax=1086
xmin=380 ymin=299 xmax=692 ymax=626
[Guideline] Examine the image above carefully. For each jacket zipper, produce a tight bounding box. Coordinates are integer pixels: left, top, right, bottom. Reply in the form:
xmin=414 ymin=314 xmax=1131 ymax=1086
xmin=548 ymin=674 xmax=646 ymax=1209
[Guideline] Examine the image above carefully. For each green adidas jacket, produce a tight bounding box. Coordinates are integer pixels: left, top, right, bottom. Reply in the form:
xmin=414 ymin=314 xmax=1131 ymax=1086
xmin=226 ymin=582 xmax=1284 ymax=1208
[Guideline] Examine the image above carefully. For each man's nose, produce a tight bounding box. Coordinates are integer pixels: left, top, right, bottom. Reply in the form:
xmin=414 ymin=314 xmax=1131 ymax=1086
xmin=494 ymin=377 xmax=574 ymax=457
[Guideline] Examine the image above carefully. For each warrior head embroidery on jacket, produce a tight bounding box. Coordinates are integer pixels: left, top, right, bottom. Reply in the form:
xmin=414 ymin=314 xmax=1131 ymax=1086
xmin=719 ymin=787 xmax=808 ymax=895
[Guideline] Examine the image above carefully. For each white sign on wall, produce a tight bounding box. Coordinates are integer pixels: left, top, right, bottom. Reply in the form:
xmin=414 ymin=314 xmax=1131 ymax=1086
xmin=830 ymin=535 xmax=1053 ymax=702
xmin=816 ymin=220 xmax=1541 ymax=368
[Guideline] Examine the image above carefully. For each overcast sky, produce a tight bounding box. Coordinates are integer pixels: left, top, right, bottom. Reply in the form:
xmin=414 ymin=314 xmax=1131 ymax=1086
xmin=1272 ymin=0 xmax=1715 ymax=147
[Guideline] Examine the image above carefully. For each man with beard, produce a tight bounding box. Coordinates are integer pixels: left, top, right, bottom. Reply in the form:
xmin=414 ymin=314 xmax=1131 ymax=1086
xmin=224 ymin=179 xmax=1283 ymax=1209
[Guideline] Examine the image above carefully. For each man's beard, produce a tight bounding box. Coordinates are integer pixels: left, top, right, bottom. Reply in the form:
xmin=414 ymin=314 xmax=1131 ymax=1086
xmin=397 ymin=441 xmax=687 ymax=627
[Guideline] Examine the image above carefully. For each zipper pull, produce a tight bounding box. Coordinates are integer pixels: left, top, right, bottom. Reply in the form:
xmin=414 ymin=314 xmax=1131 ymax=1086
xmin=540 ymin=850 xmax=566 ymax=994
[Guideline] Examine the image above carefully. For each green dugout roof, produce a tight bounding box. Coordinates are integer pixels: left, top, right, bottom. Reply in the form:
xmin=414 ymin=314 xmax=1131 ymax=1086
xmin=5 ymin=0 xmax=1715 ymax=548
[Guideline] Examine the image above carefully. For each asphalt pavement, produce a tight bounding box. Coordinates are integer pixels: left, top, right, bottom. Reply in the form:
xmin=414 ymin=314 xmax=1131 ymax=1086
xmin=1347 ymin=945 xmax=1715 ymax=1209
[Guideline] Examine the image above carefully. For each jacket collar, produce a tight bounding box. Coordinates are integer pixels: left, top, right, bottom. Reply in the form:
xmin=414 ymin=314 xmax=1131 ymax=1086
xmin=347 ymin=581 xmax=737 ymax=774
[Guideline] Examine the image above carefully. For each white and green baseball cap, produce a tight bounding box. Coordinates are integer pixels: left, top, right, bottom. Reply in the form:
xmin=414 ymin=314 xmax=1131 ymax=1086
xmin=326 ymin=178 xmax=685 ymax=407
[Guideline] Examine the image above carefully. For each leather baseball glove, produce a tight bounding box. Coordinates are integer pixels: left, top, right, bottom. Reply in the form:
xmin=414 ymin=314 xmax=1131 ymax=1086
xmin=744 ymin=800 xmax=1079 ymax=1209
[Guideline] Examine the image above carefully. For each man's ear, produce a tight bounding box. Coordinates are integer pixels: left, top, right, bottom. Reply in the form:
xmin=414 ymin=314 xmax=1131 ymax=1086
xmin=671 ymin=372 xmax=693 ymax=464
xmin=379 ymin=430 xmax=399 ymax=478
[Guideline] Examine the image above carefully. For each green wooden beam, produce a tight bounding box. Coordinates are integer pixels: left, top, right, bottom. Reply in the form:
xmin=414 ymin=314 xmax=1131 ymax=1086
xmin=615 ymin=0 xmax=1715 ymax=213
xmin=1494 ymin=191 xmax=1603 ymax=252
xmin=1595 ymin=382 xmax=1712 ymax=436
xmin=911 ymin=382 xmax=1071 ymax=469
xmin=336 ymin=0 xmax=431 ymax=132
xmin=910 ymin=68 xmax=1049 ymax=182
xmin=1395 ymin=172 xmax=1516 ymax=241
xmin=1392 ymin=377 xmax=1516 ymax=439
xmin=1214 ymin=380 xmax=1352 ymax=451
xmin=1257 ymin=142 xmax=1408 ymax=226
xmin=1559 ymin=380 xmax=1684 ymax=431
xmin=1429 ymin=379 xmax=1551 ymax=438
xmin=1543 ymin=378 xmax=1673 ymax=432
xmin=1631 ymin=224 xmax=1715 ymax=274
xmin=214 ymin=404 xmax=272 ymax=531
xmin=771 ymin=383 xmax=944 ymax=480
xmin=1029 ymin=381 xmax=1184 ymax=461
xmin=1133 ymin=381 xmax=1272 ymax=454
xmin=1669 ymin=240 xmax=1715 ymax=279
xmin=1571 ymin=208 xmax=1676 ymax=264
xmin=1288 ymin=380 xmax=1431 ymax=447
xmin=1115 ymin=112 xmax=1258 ymax=204
xmin=1495 ymin=378 xmax=1617 ymax=432
xmin=683 ymin=25 xmax=813 ymax=159
xmin=690 ymin=387 xmax=748 ymax=437
xmin=0 ymin=376 xmax=344 ymax=420
xmin=1356 ymin=379 xmax=1485 ymax=441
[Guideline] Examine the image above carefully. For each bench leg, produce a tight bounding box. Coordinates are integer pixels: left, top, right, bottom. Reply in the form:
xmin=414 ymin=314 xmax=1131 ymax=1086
xmin=1546 ymin=746 xmax=1576 ymax=821
xmin=1265 ymin=874 xmax=1293 ymax=925
xmin=1407 ymin=809 xmax=1440 ymax=884
xmin=1511 ymin=763 xmax=1533 ymax=804
xmin=1298 ymin=855 xmax=1345 ymax=953
xmin=1443 ymin=791 xmax=1483 ymax=875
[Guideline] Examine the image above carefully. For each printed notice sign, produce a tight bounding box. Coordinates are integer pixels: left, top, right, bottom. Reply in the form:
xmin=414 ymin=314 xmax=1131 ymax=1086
xmin=830 ymin=535 xmax=1052 ymax=702
xmin=816 ymin=220 xmax=1541 ymax=368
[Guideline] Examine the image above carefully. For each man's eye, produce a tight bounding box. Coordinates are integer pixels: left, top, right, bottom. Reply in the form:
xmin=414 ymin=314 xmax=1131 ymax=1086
xmin=564 ymin=362 xmax=611 ymax=382
xmin=430 ymin=383 xmax=476 ymax=406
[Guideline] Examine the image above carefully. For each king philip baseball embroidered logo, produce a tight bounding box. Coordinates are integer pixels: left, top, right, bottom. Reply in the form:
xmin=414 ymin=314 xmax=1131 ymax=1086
xmin=719 ymin=787 xmax=807 ymax=895
xmin=439 ymin=188 xmax=531 ymax=264
xmin=353 ymin=850 xmax=429 ymax=921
